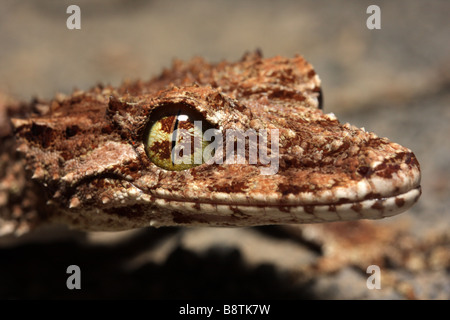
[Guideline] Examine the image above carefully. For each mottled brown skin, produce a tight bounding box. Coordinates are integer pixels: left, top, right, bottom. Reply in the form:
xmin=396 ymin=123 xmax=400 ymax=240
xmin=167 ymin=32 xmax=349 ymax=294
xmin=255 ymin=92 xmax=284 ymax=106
xmin=1 ymin=52 xmax=421 ymax=234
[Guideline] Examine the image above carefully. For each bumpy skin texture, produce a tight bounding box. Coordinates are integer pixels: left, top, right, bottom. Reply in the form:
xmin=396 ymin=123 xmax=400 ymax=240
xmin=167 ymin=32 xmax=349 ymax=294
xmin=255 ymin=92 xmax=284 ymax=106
xmin=2 ymin=52 xmax=421 ymax=233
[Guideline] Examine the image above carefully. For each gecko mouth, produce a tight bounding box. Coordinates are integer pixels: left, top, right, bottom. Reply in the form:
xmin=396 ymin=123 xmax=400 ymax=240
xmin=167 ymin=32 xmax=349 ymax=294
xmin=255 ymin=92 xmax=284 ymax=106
xmin=138 ymin=186 xmax=421 ymax=227
xmin=65 ymin=173 xmax=421 ymax=228
xmin=63 ymin=149 xmax=421 ymax=226
xmin=142 ymin=185 xmax=421 ymax=226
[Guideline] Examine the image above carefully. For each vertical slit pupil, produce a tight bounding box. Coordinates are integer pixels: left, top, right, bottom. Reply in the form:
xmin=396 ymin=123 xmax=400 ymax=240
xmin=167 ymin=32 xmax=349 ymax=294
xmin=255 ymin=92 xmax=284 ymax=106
xmin=171 ymin=110 xmax=181 ymax=165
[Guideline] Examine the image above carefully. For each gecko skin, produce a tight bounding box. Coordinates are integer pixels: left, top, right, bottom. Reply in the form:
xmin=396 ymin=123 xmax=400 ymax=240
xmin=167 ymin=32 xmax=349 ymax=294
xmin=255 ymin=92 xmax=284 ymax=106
xmin=2 ymin=52 xmax=421 ymax=233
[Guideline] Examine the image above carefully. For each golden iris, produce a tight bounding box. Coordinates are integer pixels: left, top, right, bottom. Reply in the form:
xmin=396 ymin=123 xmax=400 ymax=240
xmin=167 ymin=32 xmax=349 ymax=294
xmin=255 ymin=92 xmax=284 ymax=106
xmin=144 ymin=103 xmax=213 ymax=171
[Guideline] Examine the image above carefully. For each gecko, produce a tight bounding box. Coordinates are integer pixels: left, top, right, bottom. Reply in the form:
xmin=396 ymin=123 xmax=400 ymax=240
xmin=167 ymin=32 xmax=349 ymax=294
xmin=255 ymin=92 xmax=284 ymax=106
xmin=0 ymin=52 xmax=421 ymax=236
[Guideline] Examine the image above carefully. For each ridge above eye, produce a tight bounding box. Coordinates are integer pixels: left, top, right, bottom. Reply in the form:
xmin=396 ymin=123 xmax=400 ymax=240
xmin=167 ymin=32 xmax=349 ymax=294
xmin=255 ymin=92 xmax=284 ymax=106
xmin=143 ymin=103 xmax=215 ymax=171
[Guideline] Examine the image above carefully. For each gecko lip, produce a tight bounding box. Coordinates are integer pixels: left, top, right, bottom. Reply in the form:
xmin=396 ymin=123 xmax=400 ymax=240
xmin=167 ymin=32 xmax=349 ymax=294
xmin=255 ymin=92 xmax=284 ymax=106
xmin=142 ymin=186 xmax=421 ymax=226
xmin=149 ymin=185 xmax=421 ymax=208
xmin=64 ymin=149 xmax=421 ymax=225
xmin=61 ymin=164 xmax=421 ymax=227
xmin=137 ymin=157 xmax=422 ymax=225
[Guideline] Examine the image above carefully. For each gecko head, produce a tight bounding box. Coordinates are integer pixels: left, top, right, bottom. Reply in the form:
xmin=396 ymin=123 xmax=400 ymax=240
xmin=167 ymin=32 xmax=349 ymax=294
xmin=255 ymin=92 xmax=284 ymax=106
xmin=12 ymin=55 xmax=421 ymax=230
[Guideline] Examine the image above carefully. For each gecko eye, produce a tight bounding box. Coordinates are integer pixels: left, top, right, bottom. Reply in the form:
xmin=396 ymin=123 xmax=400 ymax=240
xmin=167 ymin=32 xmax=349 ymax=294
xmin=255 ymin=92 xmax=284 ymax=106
xmin=144 ymin=103 xmax=215 ymax=171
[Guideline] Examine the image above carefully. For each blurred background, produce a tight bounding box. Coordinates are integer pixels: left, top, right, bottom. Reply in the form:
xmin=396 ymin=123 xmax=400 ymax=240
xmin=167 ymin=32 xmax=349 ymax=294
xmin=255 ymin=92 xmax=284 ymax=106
xmin=0 ymin=0 xmax=449 ymax=299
